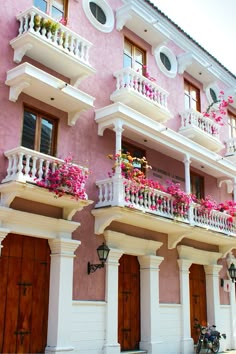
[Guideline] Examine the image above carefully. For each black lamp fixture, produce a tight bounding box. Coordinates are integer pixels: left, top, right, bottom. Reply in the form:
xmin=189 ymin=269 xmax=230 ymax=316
xmin=88 ymin=243 xmax=110 ymax=275
xmin=228 ymin=263 xmax=236 ymax=282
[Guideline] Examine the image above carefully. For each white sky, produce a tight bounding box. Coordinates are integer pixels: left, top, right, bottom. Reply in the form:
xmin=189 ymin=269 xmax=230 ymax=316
xmin=151 ymin=0 xmax=236 ymax=76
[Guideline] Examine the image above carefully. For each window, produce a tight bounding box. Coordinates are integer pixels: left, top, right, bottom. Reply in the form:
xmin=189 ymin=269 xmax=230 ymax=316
xmin=160 ymin=52 xmax=171 ymax=71
xmin=191 ymin=172 xmax=204 ymax=200
xmin=33 ymin=0 xmax=67 ymax=21
xmin=122 ymin=142 xmax=146 ymax=171
xmin=209 ymin=88 xmax=218 ymax=103
xmin=155 ymin=45 xmax=177 ymax=78
xmin=228 ymin=111 xmax=236 ymax=139
xmin=123 ymin=39 xmax=146 ymax=74
xmin=89 ymin=2 xmax=106 ymax=24
xmin=22 ymin=108 xmax=57 ymax=156
xmin=82 ymin=0 xmax=114 ymax=33
xmin=184 ymin=80 xmax=201 ymax=112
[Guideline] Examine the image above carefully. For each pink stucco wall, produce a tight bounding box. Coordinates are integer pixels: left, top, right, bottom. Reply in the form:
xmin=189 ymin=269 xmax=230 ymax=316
xmin=1 ymin=0 xmax=235 ymax=302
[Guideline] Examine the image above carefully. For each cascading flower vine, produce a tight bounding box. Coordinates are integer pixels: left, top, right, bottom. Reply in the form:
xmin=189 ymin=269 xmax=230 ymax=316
xmin=203 ymin=90 xmax=234 ymax=126
xmin=36 ymin=155 xmax=89 ymax=200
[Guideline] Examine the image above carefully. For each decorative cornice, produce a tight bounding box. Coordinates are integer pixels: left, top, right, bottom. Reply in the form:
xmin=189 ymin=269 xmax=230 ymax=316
xmin=177 ymin=245 xmax=222 ymax=265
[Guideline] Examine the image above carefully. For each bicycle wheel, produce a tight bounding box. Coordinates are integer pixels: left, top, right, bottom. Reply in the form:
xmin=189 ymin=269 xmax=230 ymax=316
xmin=211 ymin=339 xmax=220 ymax=353
xmin=196 ymin=341 xmax=202 ymax=354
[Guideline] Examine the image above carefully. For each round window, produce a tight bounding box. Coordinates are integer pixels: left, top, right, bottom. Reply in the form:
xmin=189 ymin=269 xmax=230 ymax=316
xmin=160 ymin=52 xmax=171 ymax=71
xmin=155 ymin=45 xmax=177 ymax=78
xmin=89 ymin=2 xmax=106 ymax=25
xmin=82 ymin=0 xmax=114 ymax=33
xmin=209 ymin=88 xmax=218 ymax=103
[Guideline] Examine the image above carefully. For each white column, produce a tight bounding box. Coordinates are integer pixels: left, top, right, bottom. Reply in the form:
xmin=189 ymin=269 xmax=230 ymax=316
xmin=233 ymin=177 xmax=236 ymax=203
xmin=0 ymin=228 xmax=10 ymax=256
xmin=45 ymin=238 xmax=81 ymax=354
xmin=138 ymin=255 xmax=164 ymax=353
xmin=113 ymin=119 xmax=124 ymax=156
xmin=104 ymin=248 xmax=123 ymax=354
xmin=204 ymin=264 xmax=222 ymax=326
xmin=227 ymin=253 xmax=236 ymax=348
xmin=177 ymin=259 xmax=194 ymax=354
xmin=183 ymin=154 xmax=191 ymax=194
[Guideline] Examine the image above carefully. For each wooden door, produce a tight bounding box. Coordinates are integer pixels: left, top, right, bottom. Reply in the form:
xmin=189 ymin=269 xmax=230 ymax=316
xmin=118 ymin=254 xmax=140 ymax=351
xmin=189 ymin=264 xmax=207 ymax=344
xmin=0 ymin=234 xmax=50 ymax=353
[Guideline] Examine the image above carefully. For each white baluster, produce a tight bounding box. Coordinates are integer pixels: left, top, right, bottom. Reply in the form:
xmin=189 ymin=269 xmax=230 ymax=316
xmin=24 ymin=154 xmax=31 ymax=179
xmin=38 ymin=158 xmax=44 ymax=180
xmin=31 ymin=156 xmax=38 ymax=179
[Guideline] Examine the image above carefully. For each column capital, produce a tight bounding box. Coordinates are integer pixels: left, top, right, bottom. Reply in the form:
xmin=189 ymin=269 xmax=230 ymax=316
xmin=113 ymin=119 xmax=124 ymax=135
xmin=107 ymin=248 xmax=124 ymax=266
xmin=138 ymin=255 xmax=164 ymax=269
xmin=204 ymin=264 xmax=222 ymax=276
xmin=177 ymin=259 xmax=192 ymax=272
xmin=48 ymin=238 xmax=81 ymax=256
xmin=0 ymin=228 xmax=10 ymax=256
xmin=183 ymin=154 xmax=191 ymax=164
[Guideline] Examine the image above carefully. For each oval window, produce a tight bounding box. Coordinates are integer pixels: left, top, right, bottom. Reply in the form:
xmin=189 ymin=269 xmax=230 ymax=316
xmin=89 ymin=2 xmax=106 ymax=25
xmin=160 ymin=52 xmax=171 ymax=71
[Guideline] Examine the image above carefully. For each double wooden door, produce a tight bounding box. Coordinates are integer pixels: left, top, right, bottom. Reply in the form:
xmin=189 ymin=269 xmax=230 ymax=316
xmin=118 ymin=254 xmax=140 ymax=351
xmin=0 ymin=234 xmax=50 ymax=353
xmin=189 ymin=264 xmax=207 ymax=344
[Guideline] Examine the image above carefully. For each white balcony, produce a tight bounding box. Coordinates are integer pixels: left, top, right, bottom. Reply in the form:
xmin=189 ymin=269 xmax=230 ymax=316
xmin=225 ymin=137 xmax=236 ymax=162
xmin=0 ymin=146 xmax=93 ymax=220
xmin=5 ymin=62 xmax=95 ymax=126
xmin=110 ymin=67 xmax=172 ymax=122
xmin=10 ymin=6 xmax=95 ymax=86
xmin=179 ymin=109 xmax=224 ymax=152
xmin=92 ymin=175 xmax=236 ymax=254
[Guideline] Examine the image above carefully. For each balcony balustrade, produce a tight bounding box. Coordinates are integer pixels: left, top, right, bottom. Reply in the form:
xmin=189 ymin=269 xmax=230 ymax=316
xmin=0 ymin=147 xmax=92 ymax=220
xmin=110 ymin=67 xmax=172 ymax=122
xmin=179 ymin=109 xmax=224 ymax=152
xmin=225 ymin=137 xmax=236 ymax=162
xmin=94 ymin=176 xmax=236 ymax=239
xmin=10 ymin=6 xmax=95 ymax=86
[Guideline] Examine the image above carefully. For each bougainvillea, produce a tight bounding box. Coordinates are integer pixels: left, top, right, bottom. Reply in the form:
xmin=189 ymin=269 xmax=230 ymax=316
xmin=203 ymin=91 xmax=234 ymax=125
xmin=36 ymin=155 xmax=89 ymax=200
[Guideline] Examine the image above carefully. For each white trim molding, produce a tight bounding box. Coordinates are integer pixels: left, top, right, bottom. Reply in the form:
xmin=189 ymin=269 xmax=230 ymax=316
xmin=154 ymin=45 xmax=178 ymax=78
xmin=82 ymin=0 xmax=114 ymax=33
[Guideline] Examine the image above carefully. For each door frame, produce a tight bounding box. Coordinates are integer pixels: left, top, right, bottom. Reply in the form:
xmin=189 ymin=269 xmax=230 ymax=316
xmin=104 ymin=230 xmax=163 ymax=354
xmin=177 ymin=245 xmax=222 ymax=351
xmin=0 ymin=209 xmax=80 ymax=354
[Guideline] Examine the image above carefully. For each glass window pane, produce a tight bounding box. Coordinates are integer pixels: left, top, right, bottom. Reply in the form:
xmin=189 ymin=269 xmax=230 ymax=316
xmin=53 ymin=0 xmax=64 ymax=11
xmin=134 ymin=49 xmax=144 ymax=65
xmin=184 ymin=95 xmax=190 ymax=110
xmin=123 ymin=54 xmax=132 ymax=68
xmin=51 ymin=6 xmax=63 ymax=20
xmin=22 ymin=111 xmax=37 ymax=150
xmin=90 ymin=2 xmax=106 ymax=24
xmin=124 ymin=41 xmax=132 ymax=56
xmin=191 ymin=100 xmax=197 ymax=111
xmin=190 ymin=89 xmax=197 ymax=100
xmin=34 ymin=0 xmax=47 ymax=12
xmin=40 ymin=118 xmax=53 ymax=155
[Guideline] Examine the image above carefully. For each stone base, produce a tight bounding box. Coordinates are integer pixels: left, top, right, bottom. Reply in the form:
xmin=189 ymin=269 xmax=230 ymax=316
xmin=45 ymin=346 xmax=74 ymax=353
xmin=103 ymin=343 xmax=121 ymax=354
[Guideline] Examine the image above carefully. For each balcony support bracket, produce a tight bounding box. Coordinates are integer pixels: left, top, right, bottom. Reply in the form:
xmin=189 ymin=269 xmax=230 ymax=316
xmin=13 ymin=43 xmax=33 ymax=64
xmin=219 ymin=244 xmax=236 ymax=258
xmin=9 ymin=80 xmax=31 ymax=102
xmin=168 ymin=231 xmax=194 ymax=249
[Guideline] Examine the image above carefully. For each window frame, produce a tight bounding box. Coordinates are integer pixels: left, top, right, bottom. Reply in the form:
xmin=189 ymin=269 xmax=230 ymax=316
xmin=155 ymin=45 xmax=177 ymax=78
xmin=33 ymin=0 xmax=68 ymax=21
xmin=82 ymin=0 xmax=114 ymax=33
xmin=228 ymin=111 xmax=236 ymax=139
xmin=123 ymin=38 xmax=146 ymax=75
xmin=190 ymin=171 xmax=204 ymax=200
xmin=22 ymin=106 xmax=58 ymax=157
xmin=184 ymin=79 xmax=201 ymax=112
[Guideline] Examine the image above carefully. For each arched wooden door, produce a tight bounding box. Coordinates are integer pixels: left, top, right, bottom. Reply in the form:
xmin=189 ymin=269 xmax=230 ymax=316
xmin=189 ymin=264 xmax=207 ymax=344
xmin=118 ymin=254 xmax=140 ymax=351
xmin=0 ymin=234 xmax=50 ymax=353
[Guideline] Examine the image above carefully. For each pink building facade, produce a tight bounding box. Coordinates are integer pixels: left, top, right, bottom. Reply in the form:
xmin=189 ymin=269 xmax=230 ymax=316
xmin=1 ymin=0 xmax=236 ymax=353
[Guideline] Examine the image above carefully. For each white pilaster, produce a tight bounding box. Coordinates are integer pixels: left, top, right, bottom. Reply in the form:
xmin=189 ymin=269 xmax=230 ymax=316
xmin=204 ymin=264 xmax=222 ymax=326
xmin=45 ymin=238 xmax=81 ymax=354
xmin=104 ymin=248 xmax=123 ymax=354
xmin=233 ymin=177 xmax=236 ymax=203
xmin=227 ymin=252 xmax=236 ymax=348
xmin=177 ymin=259 xmax=194 ymax=354
xmin=0 ymin=228 xmax=10 ymax=256
xmin=183 ymin=154 xmax=191 ymax=194
xmin=138 ymin=255 xmax=164 ymax=353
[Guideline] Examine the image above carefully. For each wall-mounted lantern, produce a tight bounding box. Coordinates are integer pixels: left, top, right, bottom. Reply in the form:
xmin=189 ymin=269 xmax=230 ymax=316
xmin=87 ymin=243 xmax=110 ymax=275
